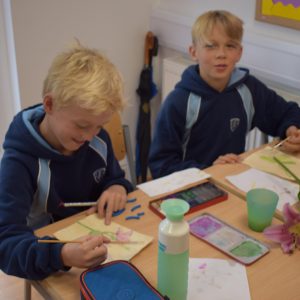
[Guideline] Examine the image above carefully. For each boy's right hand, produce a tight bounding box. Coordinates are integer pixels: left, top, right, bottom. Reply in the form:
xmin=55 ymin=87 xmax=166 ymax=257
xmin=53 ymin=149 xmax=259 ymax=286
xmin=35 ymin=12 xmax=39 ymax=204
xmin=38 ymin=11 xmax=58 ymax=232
xmin=281 ymin=126 xmax=300 ymax=153
xmin=61 ymin=235 xmax=109 ymax=268
xmin=213 ymin=153 xmax=241 ymax=165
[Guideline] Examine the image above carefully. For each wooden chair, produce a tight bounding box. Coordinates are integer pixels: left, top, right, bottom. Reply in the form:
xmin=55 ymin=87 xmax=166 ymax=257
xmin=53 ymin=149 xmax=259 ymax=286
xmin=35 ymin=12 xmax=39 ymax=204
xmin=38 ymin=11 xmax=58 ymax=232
xmin=103 ymin=113 xmax=126 ymax=161
xmin=103 ymin=112 xmax=136 ymax=188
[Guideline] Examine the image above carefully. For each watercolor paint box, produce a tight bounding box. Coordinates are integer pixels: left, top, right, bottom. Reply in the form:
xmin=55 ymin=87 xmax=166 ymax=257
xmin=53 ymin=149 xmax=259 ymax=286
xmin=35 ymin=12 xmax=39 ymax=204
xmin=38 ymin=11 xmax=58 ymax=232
xmin=189 ymin=213 xmax=270 ymax=265
xmin=149 ymin=181 xmax=228 ymax=218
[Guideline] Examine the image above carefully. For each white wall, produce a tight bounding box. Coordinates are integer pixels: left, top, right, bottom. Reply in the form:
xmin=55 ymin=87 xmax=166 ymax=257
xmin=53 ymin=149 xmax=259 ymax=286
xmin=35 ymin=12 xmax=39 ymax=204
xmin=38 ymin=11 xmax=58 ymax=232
xmin=6 ymin=0 xmax=300 ymax=155
xmin=10 ymin=0 xmax=159 ymax=149
xmin=0 ymin=0 xmax=20 ymax=157
xmin=151 ymin=0 xmax=300 ymax=93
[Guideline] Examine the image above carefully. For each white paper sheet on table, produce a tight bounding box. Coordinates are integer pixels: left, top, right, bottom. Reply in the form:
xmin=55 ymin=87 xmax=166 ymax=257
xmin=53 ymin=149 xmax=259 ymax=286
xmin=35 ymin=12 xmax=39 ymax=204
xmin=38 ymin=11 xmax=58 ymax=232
xmin=137 ymin=168 xmax=210 ymax=197
xmin=226 ymin=168 xmax=299 ymax=211
xmin=188 ymin=258 xmax=250 ymax=300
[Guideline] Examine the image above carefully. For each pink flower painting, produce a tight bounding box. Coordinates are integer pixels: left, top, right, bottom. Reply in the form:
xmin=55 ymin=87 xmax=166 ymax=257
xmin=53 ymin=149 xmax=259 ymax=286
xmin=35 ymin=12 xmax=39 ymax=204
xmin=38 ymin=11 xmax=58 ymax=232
xmin=115 ymin=227 xmax=133 ymax=242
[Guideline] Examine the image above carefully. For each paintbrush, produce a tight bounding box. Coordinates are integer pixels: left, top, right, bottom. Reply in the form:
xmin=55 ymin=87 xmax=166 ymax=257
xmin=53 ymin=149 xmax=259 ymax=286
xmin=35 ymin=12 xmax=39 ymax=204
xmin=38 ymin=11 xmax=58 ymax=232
xmin=62 ymin=198 xmax=136 ymax=207
xmin=272 ymin=136 xmax=291 ymax=150
xmin=62 ymin=202 xmax=97 ymax=207
xmin=37 ymin=239 xmax=141 ymax=244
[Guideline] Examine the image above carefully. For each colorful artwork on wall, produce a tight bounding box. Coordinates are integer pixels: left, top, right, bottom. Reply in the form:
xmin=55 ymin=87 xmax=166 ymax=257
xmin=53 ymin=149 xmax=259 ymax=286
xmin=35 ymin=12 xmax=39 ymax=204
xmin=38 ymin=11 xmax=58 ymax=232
xmin=256 ymin=0 xmax=300 ymax=30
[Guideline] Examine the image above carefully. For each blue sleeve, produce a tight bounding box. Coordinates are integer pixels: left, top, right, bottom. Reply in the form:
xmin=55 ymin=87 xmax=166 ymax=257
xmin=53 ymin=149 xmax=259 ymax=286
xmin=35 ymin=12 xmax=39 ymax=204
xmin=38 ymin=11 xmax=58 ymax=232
xmin=0 ymin=153 xmax=66 ymax=280
xmin=149 ymin=91 xmax=203 ymax=179
xmin=98 ymin=130 xmax=133 ymax=193
xmin=250 ymin=78 xmax=300 ymax=138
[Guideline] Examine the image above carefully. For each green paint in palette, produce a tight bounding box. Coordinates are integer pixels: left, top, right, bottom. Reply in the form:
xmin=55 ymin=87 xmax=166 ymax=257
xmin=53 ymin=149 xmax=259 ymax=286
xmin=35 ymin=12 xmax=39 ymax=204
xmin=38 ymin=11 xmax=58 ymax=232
xmin=189 ymin=213 xmax=270 ymax=265
xmin=230 ymin=241 xmax=263 ymax=257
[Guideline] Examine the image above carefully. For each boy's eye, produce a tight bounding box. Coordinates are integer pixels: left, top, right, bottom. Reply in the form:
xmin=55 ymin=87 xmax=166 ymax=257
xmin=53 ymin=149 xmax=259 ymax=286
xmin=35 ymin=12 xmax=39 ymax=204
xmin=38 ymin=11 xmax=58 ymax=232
xmin=226 ymin=43 xmax=238 ymax=49
xmin=204 ymin=43 xmax=217 ymax=49
xmin=75 ymin=123 xmax=102 ymax=132
xmin=76 ymin=124 xmax=90 ymax=129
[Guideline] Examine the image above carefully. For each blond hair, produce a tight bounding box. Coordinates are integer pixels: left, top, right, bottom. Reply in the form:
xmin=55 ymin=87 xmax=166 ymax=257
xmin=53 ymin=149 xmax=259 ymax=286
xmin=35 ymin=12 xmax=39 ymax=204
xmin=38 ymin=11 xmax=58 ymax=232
xmin=192 ymin=10 xmax=244 ymax=44
xmin=43 ymin=43 xmax=125 ymax=115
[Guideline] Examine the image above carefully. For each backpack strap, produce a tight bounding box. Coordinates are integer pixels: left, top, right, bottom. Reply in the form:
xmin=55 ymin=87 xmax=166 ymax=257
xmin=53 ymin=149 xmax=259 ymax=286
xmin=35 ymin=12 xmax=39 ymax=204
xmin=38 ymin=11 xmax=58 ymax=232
xmin=236 ymin=84 xmax=255 ymax=133
xmin=28 ymin=158 xmax=52 ymax=228
xmin=182 ymin=84 xmax=254 ymax=160
xmin=182 ymin=92 xmax=201 ymax=160
xmin=89 ymin=135 xmax=108 ymax=165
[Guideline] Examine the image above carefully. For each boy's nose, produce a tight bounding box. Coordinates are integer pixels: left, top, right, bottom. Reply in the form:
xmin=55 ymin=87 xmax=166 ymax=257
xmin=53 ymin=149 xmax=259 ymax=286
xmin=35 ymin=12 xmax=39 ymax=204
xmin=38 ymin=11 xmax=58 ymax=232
xmin=216 ymin=47 xmax=226 ymax=58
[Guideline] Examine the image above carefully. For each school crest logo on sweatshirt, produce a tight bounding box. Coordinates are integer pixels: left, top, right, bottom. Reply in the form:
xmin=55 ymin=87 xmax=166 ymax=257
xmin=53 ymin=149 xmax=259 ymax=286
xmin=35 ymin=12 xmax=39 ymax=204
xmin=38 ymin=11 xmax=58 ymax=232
xmin=93 ymin=168 xmax=106 ymax=183
xmin=230 ymin=118 xmax=240 ymax=132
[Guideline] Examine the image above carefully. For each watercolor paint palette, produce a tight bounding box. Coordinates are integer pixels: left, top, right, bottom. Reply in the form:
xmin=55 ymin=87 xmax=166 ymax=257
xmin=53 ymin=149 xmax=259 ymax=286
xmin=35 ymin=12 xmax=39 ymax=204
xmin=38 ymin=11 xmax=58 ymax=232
xmin=189 ymin=213 xmax=270 ymax=265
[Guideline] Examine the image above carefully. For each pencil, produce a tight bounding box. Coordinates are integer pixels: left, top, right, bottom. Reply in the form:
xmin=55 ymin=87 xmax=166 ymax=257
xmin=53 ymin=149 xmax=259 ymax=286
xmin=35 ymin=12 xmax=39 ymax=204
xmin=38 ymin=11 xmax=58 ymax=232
xmin=37 ymin=239 xmax=141 ymax=244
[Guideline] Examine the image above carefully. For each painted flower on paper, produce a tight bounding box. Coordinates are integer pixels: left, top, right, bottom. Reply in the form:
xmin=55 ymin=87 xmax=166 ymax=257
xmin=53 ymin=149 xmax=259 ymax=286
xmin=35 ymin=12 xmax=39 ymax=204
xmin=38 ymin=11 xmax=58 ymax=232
xmin=116 ymin=227 xmax=133 ymax=242
xmin=263 ymin=203 xmax=300 ymax=253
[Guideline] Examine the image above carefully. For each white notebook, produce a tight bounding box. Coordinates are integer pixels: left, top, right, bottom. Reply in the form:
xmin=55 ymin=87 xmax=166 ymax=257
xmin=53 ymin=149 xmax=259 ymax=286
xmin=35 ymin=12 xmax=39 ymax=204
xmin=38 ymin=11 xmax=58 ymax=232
xmin=137 ymin=168 xmax=210 ymax=197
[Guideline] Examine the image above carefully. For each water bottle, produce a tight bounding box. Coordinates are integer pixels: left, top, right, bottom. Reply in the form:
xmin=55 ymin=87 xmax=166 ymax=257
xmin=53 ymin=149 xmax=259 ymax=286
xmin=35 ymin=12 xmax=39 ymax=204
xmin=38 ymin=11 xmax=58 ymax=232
xmin=157 ymin=199 xmax=190 ymax=300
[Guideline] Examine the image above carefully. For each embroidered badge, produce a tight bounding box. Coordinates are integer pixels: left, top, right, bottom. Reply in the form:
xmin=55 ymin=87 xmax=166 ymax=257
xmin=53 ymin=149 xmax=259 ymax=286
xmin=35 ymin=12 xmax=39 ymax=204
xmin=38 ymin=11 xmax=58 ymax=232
xmin=230 ymin=118 xmax=240 ymax=132
xmin=93 ymin=168 xmax=106 ymax=183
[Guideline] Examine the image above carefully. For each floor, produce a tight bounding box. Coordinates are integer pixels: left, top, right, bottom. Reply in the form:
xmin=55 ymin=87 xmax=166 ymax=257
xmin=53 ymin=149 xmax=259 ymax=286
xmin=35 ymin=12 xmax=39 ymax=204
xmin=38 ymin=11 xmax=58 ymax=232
xmin=0 ymin=271 xmax=43 ymax=300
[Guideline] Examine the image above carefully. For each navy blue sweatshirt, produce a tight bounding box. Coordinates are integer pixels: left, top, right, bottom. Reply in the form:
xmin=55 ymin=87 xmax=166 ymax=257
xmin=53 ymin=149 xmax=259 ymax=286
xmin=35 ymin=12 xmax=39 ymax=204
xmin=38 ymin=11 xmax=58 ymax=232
xmin=149 ymin=65 xmax=300 ymax=178
xmin=0 ymin=104 xmax=133 ymax=279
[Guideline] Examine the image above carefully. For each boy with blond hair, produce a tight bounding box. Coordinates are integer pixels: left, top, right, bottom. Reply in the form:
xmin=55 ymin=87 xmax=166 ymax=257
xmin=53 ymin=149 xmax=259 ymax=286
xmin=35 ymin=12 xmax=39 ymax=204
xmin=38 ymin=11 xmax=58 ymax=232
xmin=0 ymin=43 xmax=133 ymax=279
xmin=149 ymin=10 xmax=300 ymax=178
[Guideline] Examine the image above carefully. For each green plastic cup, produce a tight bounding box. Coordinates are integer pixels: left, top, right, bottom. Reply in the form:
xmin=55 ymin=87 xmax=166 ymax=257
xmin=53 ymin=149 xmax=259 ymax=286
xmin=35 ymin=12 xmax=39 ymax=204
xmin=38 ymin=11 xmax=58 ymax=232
xmin=246 ymin=188 xmax=279 ymax=232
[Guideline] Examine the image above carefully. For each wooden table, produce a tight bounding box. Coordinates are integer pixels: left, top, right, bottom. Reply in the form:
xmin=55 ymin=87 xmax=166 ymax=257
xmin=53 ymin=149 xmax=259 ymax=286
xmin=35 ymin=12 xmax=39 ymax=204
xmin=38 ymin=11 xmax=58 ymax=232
xmin=206 ymin=147 xmax=300 ymax=221
xmin=205 ymin=145 xmax=265 ymax=200
xmin=30 ymin=185 xmax=300 ymax=300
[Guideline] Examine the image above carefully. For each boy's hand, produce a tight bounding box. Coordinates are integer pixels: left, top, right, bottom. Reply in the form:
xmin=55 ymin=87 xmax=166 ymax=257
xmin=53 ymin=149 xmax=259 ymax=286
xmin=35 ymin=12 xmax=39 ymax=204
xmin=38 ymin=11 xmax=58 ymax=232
xmin=213 ymin=153 xmax=241 ymax=165
xmin=281 ymin=126 xmax=300 ymax=153
xmin=87 ymin=185 xmax=127 ymax=225
xmin=61 ymin=235 xmax=109 ymax=268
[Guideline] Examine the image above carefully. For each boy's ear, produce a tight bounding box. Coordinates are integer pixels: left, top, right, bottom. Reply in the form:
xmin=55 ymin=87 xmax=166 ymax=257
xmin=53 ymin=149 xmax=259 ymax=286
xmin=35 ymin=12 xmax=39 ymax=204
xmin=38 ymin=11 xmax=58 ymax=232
xmin=189 ymin=45 xmax=198 ymax=62
xmin=43 ymin=95 xmax=54 ymax=113
xmin=236 ymin=45 xmax=243 ymax=62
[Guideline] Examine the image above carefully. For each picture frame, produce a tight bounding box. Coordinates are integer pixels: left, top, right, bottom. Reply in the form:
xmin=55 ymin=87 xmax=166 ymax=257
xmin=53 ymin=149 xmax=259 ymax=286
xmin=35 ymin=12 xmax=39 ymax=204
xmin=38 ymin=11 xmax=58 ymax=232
xmin=255 ymin=0 xmax=300 ymax=30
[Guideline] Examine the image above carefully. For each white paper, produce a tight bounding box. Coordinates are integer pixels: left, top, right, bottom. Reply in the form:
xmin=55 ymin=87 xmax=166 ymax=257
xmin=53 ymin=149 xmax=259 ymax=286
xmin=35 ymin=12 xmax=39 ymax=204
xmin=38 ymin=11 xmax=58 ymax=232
xmin=188 ymin=258 xmax=251 ymax=300
xmin=226 ymin=168 xmax=299 ymax=211
xmin=137 ymin=168 xmax=210 ymax=197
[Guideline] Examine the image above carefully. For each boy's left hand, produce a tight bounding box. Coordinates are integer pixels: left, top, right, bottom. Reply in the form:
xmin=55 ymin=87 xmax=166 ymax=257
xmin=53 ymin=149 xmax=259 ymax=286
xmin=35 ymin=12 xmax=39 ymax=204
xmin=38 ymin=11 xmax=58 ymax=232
xmin=281 ymin=126 xmax=300 ymax=153
xmin=87 ymin=185 xmax=127 ymax=225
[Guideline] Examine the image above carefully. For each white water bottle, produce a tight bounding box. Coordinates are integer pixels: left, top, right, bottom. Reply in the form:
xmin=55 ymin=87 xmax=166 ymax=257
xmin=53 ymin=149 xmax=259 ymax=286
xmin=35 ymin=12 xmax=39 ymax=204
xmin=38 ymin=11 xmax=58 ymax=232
xmin=157 ymin=199 xmax=190 ymax=300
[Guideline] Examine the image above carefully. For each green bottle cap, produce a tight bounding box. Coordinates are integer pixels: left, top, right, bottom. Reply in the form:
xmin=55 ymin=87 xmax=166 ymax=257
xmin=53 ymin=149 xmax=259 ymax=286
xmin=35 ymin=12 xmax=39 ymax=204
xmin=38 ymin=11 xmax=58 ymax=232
xmin=161 ymin=199 xmax=190 ymax=221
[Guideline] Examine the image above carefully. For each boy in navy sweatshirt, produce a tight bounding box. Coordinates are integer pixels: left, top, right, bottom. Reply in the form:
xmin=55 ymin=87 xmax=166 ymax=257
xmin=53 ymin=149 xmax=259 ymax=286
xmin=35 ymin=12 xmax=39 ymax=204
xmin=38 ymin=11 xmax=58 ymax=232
xmin=149 ymin=10 xmax=300 ymax=179
xmin=0 ymin=43 xmax=133 ymax=279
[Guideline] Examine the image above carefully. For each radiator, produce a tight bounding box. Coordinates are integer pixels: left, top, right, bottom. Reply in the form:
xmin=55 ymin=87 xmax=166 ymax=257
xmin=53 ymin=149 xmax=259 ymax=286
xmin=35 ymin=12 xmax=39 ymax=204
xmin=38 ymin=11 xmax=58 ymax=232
xmin=162 ymin=56 xmax=300 ymax=151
